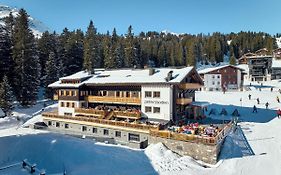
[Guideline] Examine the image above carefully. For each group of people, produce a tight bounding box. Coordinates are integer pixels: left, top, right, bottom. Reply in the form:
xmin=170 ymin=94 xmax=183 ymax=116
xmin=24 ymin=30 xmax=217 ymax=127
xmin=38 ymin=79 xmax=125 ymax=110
xmin=170 ymin=123 xmax=221 ymax=137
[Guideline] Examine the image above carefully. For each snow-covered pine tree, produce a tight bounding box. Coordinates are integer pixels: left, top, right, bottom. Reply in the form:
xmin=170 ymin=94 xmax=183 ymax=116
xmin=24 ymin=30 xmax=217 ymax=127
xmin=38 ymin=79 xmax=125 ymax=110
xmin=0 ymin=75 xmax=14 ymax=115
xmin=12 ymin=9 xmax=40 ymax=106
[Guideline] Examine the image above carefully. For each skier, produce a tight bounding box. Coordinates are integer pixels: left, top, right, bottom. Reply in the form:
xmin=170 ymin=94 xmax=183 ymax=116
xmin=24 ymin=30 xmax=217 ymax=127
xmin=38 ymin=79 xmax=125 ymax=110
xmin=277 ymin=96 xmax=280 ymax=103
xmin=257 ymin=98 xmax=260 ymax=104
xmin=277 ymin=109 xmax=281 ymax=119
xmin=248 ymin=94 xmax=251 ymax=100
xmin=265 ymin=102 xmax=269 ymax=109
xmin=271 ymin=87 xmax=273 ymax=92
xmin=253 ymin=105 xmax=258 ymax=113
xmin=279 ymin=89 xmax=281 ymax=94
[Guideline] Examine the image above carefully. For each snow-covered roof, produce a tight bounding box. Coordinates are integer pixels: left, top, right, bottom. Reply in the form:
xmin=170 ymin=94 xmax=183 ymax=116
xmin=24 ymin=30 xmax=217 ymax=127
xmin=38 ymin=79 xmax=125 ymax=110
xmin=236 ymin=64 xmax=249 ymax=73
xmin=198 ymin=65 xmax=243 ymax=74
xmin=49 ymin=67 xmax=195 ymax=88
xmin=272 ymin=59 xmax=281 ymax=68
xmin=60 ymin=71 xmax=93 ymax=80
xmin=0 ymin=108 xmax=5 ymax=117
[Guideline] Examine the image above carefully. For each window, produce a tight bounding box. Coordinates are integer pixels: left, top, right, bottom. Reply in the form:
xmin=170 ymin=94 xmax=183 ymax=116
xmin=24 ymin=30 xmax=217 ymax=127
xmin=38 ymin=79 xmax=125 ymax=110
xmin=212 ymin=75 xmax=215 ymax=79
xmin=145 ymin=106 xmax=152 ymax=113
xmin=92 ymin=127 xmax=97 ymax=133
xmin=82 ymin=126 xmax=87 ymax=132
xmin=145 ymin=91 xmax=152 ymax=98
xmin=103 ymin=129 xmax=109 ymax=135
xmin=153 ymin=107 xmax=160 ymax=113
xmin=48 ymin=121 xmax=52 ymax=126
xmin=224 ymin=69 xmax=227 ymax=73
xmin=66 ymin=102 xmax=70 ymax=107
xmin=217 ymin=82 xmax=220 ymax=85
xmin=153 ymin=91 xmax=160 ymax=98
xmin=72 ymin=103 xmax=75 ymax=108
xmin=212 ymin=81 xmax=215 ymax=85
xmin=60 ymin=102 xmax=64 ymax=107
xmin=217 ymin=75 xmax=220 ymax=78
xmin=56 ymin=122 xmax=60 ymax=127
xmin=66 ymin=90 xmax=70 ymax=96
xmin=129 ymin=133 xmax=140 ymax=142
xmin=65 ymin=123 xmax=69 ymax=129
xmin=115 ymin=131 xmax=121 ymax=137
xmin=126 ymin=91 xmax=130 ymax=97
xmin=116 ymin=91 xmax=120 ymax=97
xmin=71 ymin=90 xmax=75 ymax=96
xmin=64 ymin=112 xmax=72 ymax=116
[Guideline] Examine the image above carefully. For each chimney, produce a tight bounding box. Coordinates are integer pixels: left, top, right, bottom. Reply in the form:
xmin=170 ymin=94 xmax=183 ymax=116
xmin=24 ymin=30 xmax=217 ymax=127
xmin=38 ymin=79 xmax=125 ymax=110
xmin=166 ymin=71 xmax=173 ymax=81
xmin=149 ymin=68 xmax=155 ymax=75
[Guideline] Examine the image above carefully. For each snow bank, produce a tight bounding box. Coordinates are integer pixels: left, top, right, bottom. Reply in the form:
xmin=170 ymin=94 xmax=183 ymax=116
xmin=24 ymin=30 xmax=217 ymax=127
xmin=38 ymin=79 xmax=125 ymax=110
xmin=145 ymin=143 xmax=206 ymax=174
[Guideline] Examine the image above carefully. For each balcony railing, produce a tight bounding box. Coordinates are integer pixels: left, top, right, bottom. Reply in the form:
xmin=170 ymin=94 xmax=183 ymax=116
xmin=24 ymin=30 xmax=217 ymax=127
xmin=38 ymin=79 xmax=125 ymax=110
xmin=176 ymin=98 xmax=193 ymax=105
xmin=149 ymin=122 xmax=233 ymax=145
xmin=87 ymin=96 xmax=141 ymax=105
xmin=75 ymin=108 xmax=108 ymax=118
xmin=42 ymin=112 xmax=159 ymax=131
xmin=178 ymin=83 xmax=202 ymax=90
xmin=114 ymin=110 xmax=141 ymax=119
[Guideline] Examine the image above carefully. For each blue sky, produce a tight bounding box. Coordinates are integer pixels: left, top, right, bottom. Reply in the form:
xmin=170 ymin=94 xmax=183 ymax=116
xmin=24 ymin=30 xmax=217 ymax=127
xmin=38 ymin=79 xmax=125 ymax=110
xmin=0 ymin=0 xmax=280 ymax=35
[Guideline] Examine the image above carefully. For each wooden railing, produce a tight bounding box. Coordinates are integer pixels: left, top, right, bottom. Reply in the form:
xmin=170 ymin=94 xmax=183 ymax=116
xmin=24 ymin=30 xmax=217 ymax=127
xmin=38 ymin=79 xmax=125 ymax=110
xmin=150 ymin=122 xmax=233 ymax=145
xmin=42 ymin=112 xmax=159 ymax=131
xmin=114 ymin=111 xmax=141 ymax=119
xmin=87 ymin=96 xmax=141 ymax=105
xmin=176 ymin=98 xmax=193 ymax=105
xmin=178 ymin=83 xmax=202 ymax=90
xmin=74 ymin=108 xmax=107 ymax=118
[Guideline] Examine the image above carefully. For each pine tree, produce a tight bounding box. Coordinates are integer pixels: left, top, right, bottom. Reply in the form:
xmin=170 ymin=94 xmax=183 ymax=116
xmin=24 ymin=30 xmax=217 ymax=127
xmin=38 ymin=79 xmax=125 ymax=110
xmin=44 ymin=51 xmax=59 ymax=98
xmin=103 ymin=31 xmax=112 ymax=69
xmin=229 ymin=55 xmax=236 ymax=65
xmin=83 ymin=20 xmax=100 ymax=72
xmin=124 ymin=25 xmax=135 ymax=67
xmin=0 ymin=76 xmax=14 ymax=115
xmin=0 ymin=26 xmax=13 ymax=81
xmin=12 ymin=9 xmax=40 ymax=106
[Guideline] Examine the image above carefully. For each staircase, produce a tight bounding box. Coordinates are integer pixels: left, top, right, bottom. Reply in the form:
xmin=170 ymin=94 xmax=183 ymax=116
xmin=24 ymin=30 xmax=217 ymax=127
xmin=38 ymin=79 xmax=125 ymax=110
xmin=105 ymin=111 xmax=115 ymax=120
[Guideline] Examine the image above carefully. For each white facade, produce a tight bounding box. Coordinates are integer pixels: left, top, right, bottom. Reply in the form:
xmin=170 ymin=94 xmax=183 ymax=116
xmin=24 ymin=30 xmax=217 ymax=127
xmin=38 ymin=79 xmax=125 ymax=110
xmin=203 ymin=74 xmax=221 ymax=91
xmin=141 ymin=84 xmax=173 ymax=121
xmin=58 ymin=100 xmax=87 ymax=116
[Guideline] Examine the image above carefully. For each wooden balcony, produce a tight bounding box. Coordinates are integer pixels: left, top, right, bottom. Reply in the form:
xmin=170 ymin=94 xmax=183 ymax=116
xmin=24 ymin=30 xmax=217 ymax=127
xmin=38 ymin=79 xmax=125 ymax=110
xmin=42 ymin=112 xmax=159 ymax=131
xmin=53 ymin=95 xmax=58 ymax=100
xmin=87 ymin=96 xmax=141 ymax=105
xmin=178 ymin=83 xmax=202 ymax=90
xmin=74 ymin=108 xmax=107 ymax=119
xmin=114 ymin=110 xmax=141 ymax=119
xmin=176 ymin=98 xmax=193 ymax=105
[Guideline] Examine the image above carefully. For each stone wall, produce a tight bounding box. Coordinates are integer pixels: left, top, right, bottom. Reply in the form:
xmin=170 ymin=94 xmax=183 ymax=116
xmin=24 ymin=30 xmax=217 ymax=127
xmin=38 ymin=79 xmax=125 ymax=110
xmin=148 ymin=136 xmax=222 ymax=164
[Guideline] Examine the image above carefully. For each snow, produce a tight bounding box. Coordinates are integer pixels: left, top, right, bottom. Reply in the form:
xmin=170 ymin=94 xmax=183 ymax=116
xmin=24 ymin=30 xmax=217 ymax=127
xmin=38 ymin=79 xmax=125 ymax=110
xmin=197 ymin=64 xmax=243 ymax=74
xmin=272 ymin=58 xmax=281 ymax=68
xmin=227 ymin=40 xmax=232 ymax=45
xmin=276 ymin=37 xmax=281 ymax=48
xmin=49 ymin=67 xmax=194 ymax=88
xmin=2 ymin=80 xmax=281 ymax=174
xmin=0 ymin=4 xmax=49 ymax=37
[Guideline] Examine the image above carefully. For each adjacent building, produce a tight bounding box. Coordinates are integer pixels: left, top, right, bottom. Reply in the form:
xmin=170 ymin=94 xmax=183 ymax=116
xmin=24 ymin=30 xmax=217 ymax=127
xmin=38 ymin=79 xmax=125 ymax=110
xmin=238 ymin=52 xmax=273 ymax=81
xmin=198 ymin=65 xmax=244 ymax=91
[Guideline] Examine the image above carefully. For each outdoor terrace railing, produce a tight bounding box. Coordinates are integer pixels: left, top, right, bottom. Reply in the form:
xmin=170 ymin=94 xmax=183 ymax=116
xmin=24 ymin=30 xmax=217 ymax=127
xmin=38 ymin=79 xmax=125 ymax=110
xmin=114 ymin=110 xmax=141 ymax=119
xmin=87 ymin=96 xmax=141 ymax=105
xmin=42 ymin=112 xmax=159 ymax=131
xmin=74 ymin=108 xmax=108 ymax=118
xmin=149 ymin=121 xmax=233 ymax=145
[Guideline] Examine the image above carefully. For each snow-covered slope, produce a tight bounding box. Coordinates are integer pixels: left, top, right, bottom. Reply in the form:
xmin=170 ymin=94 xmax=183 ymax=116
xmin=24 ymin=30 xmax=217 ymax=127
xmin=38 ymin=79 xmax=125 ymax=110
xmin=0 ymin=5 xmax=49 ymax=37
